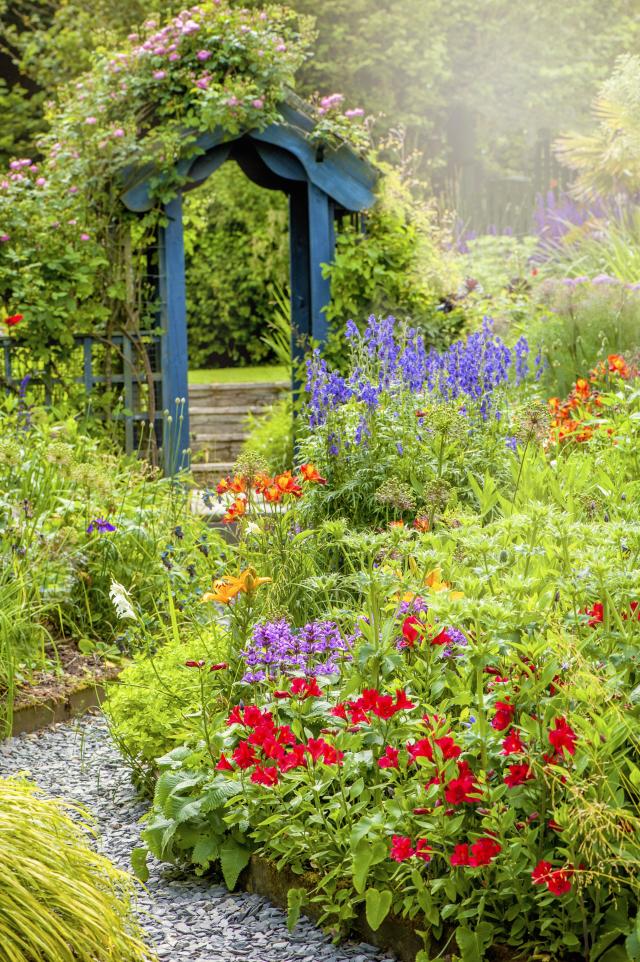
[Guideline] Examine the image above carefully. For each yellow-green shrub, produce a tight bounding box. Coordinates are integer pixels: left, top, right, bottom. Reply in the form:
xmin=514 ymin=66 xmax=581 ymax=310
xmin=0 ymin=777 xmax=153 ymax=962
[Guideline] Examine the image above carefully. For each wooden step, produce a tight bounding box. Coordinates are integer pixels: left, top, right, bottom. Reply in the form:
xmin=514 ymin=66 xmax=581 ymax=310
xmin=188 ymin=381 xmax=289 ymax=409
xmin=190 ymin=435 xmax=245 ymax=461
xmin=188 ymin=407 xmax=260 ymax=432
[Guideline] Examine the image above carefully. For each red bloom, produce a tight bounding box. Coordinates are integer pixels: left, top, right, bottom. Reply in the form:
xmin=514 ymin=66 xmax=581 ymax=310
xmin=393 ymin=689 xmax=416 ymax=713
xmin=210 ymin=662 xmax=228 ymax=671
xmin=547 ymin=869 xmax=572 ymax=896
xmin=244 ymin=705 xmax=270 ymax=728
xmin=215 ymin=753 xmax=233 ymax=771
xmin=330 ymin=703 xmax=348 ymax=720
xmin=184 ymin=659 xmax=205 ymax=668
xmin=585 ymin=602 xmax=604 ymax=627
xmin=291 ymin=677 xmax=323 ymax=699
xmin=450 ymin=843 xmax=471 ymax=866
xmin=504 ymin=763 xmax=535 ymax=788
xmin=227 ymin=706 xmax=244 ymax=726
xmin=531 ymin=860 xmax=553 ymax=885
xmin=232 ymin=741 xmax=257 ymax=769
xmin=273 ymin=690 xmax=291 ymax=699
xmin=548 ymin=716 xmax=577 ymax=756
xmin=415 ymin=839 xmax=432 ymax=862
xmin=468 ymin=838 xmax=501 ymax=867
xmin=444 ymin=762 xmax=481 ymax=804
xmin=491 ymin=699 xmax=515 ymax=731
xmin=406 ymin=738 xmax=434 ymax=764
xmin=279 ymin=744 xmax=307 ymax=772
xmin=4 ymin=313 xmax=22 ymax=327
xmin=250 ymin=764 xmax=279 ymax=786
xmin=431 ymin=628 xmax=452 ymax=646
xmin=390 ymin=835 xmax=415 ymax=862
xmin=401 ymin=616 xmax=422 ymax=647
xmin=501 ymin=729 xmax=525 ymax=755
xmin=321 ymin=743 xmax=344 ymax=765
xmin=378 ymin=745 xmax=400 ymax=769
xmin=434 ymin=736 xmax=461 ymax=760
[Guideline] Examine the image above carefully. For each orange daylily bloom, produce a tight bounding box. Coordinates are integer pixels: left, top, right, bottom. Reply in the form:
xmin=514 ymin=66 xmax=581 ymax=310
xmin=263 ymin=484 xmax=282 ymax=503
xmin=388 ymin=520 xmax=405 ymax=529
xmin=201 ymin=567 xmax=272 ymax=605
xmin=222 ymin=496 xmax=247 ymax=524
xmin=300 ymin=463 xmax=327 ymax=485
xmin=413 ymin=516 xmax=430 ymax=532
xmin=274 ymin=471 xmax=303 ymax=497
xmin=424 ymin=567 xmax=464 ymax=600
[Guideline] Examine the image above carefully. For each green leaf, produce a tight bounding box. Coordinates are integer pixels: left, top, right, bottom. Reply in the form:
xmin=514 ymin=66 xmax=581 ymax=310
xmin=192 ymin=833 xmax=220 ymax=867
xmin=455 ymin=922 xmax=494 ymax=962
xmin=352 ymin=843 xmax=374 ymax=895
xmin=219 ymin=838 xmax=250 ymax=891
xmin=365 ymin=887 xmax=392 ymax=932
xmin=131 ymin=847 xmax=149 ymax=883
xmin=286 ymin=887 xmax=306 ymax=932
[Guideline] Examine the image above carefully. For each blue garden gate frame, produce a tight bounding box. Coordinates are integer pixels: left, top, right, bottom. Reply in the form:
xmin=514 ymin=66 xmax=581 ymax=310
xmin=121 ymin=100 xmax=377 ymax=473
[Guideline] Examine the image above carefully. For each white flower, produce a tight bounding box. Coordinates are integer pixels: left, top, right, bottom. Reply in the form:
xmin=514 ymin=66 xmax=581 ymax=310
xmin=109 ymin=580 xmax=137 ymax=621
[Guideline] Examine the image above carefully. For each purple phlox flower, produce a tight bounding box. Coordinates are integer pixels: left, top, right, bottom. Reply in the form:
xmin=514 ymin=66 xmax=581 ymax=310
xmin=87 ymin=517 xmax=116 ymax=534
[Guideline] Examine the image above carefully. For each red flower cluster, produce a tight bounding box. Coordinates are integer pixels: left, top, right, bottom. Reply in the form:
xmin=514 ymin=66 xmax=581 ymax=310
xmin=331 ymin=688 xmax=415 ymax=725
xmin=217 ymin=703 xmax=343 ymax=785
xmin=584 ymin=600 xmax=640 ymax=627
xmin=491 ymin=699 xmax=515 ymax=731
xmin=501 ymin=729 xmax=526 ymax=755
xmin=390 ymin=835 xmax=432 ymax=863
xmin=548 ymin=716 xmax=577 ymax=757
xmin=4 ymin=313 xmax=22 ymax=327
xmin=504 ymin=762 xmax=534 ymax=788
xmin=400 ymin=616 xmax=453 ymax=649
xmin=444 ymin=760 xmax=482 ymax=804
xmin=450 ymin=837 xmax=501 ymax=867
xmin=531 ymin=860 xmax=572 ymax=895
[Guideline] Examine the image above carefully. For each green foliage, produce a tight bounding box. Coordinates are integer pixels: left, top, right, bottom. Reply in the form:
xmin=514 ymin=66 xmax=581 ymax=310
xmin=0 ymin=776 xmax=153 ymax=962
xmin=0 ymin=2 xmax=366 ymax=371
xmin=105 ymin=631 xmax=230 ymax=778
xmin=526 ymin=277 xmax=640 ymax=396
xmin=324 ymin=170 xmax=461 ymax=352
xmin=241 ymin=396 xmax=294 ymax=475
xmin=183 ymin=164 xmax=289 ymax=368
xmin=556 ymin=55 xmax=640 ymax=200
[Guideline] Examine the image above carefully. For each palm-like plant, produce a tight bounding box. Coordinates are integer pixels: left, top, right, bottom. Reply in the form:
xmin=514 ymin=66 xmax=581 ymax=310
xmin=556 ymin=55 xmax=640 ymax=199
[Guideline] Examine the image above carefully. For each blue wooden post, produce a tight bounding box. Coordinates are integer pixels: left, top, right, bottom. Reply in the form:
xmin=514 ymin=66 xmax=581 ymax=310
xmin=288 ymin=187 xmax=311 ymax=376
xmin=307 ymin=184 xmax=334 ymax=343
xmin=158 ymin=195 xmax=190 ymax=475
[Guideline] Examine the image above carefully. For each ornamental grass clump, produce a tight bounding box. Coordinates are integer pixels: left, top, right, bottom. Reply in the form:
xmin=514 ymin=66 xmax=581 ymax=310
xmin=0 ymin=777 xmax=154 ymax=962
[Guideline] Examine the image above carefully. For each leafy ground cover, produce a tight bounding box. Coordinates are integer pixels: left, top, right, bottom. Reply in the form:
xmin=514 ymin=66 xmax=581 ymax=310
xmin=105 ymin=316 xmax=640 ymax=962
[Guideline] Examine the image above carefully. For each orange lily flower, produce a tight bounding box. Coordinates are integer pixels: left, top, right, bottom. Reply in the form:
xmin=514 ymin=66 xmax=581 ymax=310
xmin=222 ymin=496 xmax=247 ymax=524
xmin=201 ymin=567 xmax=272 ymax=604
xmin=274 ymin=471 xmax=303 ymax=497
xmin=300 ymin=463 xmax=327 ymax=485
xmin=424 ymin=567 xmax=464 ymax=600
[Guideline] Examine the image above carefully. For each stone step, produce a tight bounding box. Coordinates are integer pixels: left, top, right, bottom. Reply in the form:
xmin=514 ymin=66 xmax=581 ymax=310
xmin=188 ymin=406 xmax=258 ymax=432
xmin=188 ymin=380 xmax=289 ymax=409
xmin=190 ymin=435 xmax=245 ymax=462
xmin=191 ymin=461 xmax=235 ymax=487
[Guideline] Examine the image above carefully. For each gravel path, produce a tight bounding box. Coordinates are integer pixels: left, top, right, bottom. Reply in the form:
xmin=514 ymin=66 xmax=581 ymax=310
xmin=0 ymin=714 xmax=396 ymax=962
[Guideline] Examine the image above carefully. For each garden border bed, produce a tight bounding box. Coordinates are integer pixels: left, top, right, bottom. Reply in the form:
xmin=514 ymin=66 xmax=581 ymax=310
xmin=7 ymin=673 xmax=117 ymax=737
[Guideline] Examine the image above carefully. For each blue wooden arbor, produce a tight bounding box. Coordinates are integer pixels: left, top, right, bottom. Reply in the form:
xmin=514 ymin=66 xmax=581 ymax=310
xmin=121 ymin=101 xmax=377 ymax=472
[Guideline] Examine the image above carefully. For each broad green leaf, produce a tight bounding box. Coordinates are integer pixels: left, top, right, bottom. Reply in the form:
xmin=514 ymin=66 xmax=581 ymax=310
xmin=131 ymin=847 xmax=149 ymax=883
xmin=287 ymin=887 xmax=306 ymax=932
xmin=365 ymin=887 xmax=392 ymax=932
xmin=219 ymin=838 xmax=251 ymax=891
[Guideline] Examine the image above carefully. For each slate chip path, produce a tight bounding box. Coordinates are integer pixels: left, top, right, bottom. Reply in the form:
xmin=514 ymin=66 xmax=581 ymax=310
xmin=0 ymin=715 xmax=396 ymax=962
